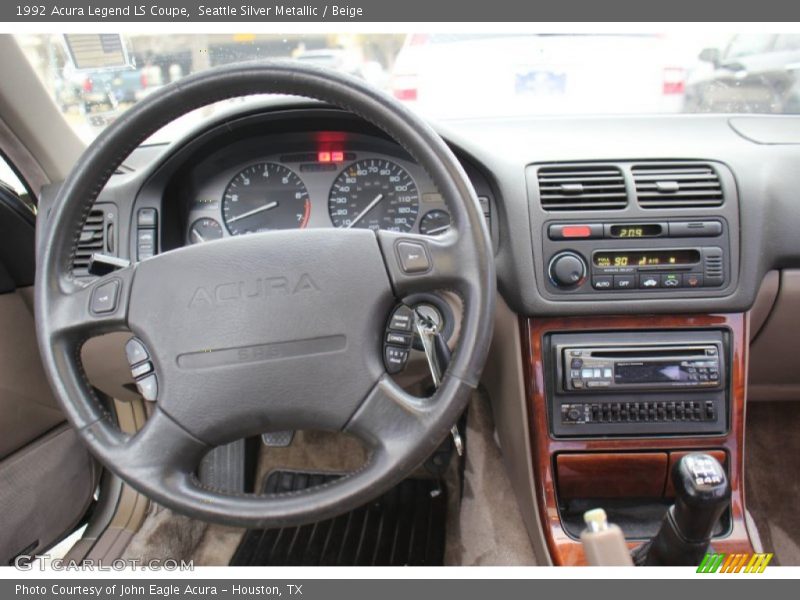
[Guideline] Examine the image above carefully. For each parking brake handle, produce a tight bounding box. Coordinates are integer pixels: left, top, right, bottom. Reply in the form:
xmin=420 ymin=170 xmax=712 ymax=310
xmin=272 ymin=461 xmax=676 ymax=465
xmin=580 ymin=508 xmax=634 ymax=566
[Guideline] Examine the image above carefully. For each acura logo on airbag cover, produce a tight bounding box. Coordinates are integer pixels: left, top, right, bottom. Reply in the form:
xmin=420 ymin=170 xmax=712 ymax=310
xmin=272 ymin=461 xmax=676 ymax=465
xmin=188 ymin=273 xmax=320 ymax=309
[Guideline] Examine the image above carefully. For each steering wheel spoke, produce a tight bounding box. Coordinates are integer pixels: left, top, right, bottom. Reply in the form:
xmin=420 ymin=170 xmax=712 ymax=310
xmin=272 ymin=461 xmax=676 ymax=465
xmin=376 ymin=229 xmax=477 ymax=297
xmin=50 ymin=267 xmax=135 ymax=342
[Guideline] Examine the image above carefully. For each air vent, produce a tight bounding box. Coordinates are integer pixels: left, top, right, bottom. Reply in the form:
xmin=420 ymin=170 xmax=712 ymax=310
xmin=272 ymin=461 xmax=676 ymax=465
xmin=72 ymin=208 xmax=107 ymax=278
xmin=633 ymin=163 xmax=723 ymax=209
xmin=537 ymin=165 xmax=627 ymax=211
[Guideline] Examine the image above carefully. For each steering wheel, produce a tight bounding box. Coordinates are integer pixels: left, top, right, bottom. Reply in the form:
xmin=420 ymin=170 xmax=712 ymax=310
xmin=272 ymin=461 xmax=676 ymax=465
xmin=35 ymin=62 xmax=495 ymax=528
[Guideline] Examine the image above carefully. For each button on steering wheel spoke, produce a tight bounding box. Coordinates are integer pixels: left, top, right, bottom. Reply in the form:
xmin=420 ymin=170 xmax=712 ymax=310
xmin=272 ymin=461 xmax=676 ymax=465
xmin=51 ymin=266 xmax=135 ymax=342
xmin=376 ymin=229 xmax=471 ymax=297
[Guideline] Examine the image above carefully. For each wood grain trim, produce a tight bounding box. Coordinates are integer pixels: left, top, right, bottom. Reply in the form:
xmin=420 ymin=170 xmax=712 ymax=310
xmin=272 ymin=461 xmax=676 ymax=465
xmin=556 ymin=452 xmax=668 ymax=499
xmin=521 ymin=313 xmax=752 ymax=566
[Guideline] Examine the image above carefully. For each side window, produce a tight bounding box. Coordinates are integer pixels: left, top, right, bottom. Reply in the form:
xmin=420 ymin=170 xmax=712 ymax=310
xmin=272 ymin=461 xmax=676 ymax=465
xmin=0 ymin=152 xmax=35 ymax=213
xmin=724 ymin=34 xmax=775 ymax=60
xmin=774 ymin=35 xmax=800 ymax=52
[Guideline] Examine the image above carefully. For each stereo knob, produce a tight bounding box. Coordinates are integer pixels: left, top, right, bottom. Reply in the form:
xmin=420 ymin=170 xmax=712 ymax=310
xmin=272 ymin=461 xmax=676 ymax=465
xmin=549 ymin=252 xmax=587 ymax=288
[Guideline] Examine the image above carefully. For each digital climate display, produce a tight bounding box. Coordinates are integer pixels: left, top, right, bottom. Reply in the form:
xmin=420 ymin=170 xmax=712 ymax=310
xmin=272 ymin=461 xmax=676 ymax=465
xmin=593 ymin=249 xmax=700 ymax=268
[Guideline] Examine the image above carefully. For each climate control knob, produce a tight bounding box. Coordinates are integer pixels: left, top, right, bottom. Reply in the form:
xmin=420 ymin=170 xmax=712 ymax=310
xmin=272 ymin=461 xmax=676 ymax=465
xmin=549 ymin=252 xmax=587 ymax=288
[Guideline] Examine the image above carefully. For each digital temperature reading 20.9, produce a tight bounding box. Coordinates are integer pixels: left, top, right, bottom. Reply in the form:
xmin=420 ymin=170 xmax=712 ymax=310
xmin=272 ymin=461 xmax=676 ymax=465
xmin=608 ymin=224 xmax=663 ymax=238
xmin=594 ymin=250 xmax=700 ymax=268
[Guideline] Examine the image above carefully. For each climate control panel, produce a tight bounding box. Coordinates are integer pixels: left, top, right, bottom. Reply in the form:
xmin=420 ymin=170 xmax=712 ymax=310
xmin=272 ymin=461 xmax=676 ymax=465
xmin=541 ymin=219 xmax=731 ymax=297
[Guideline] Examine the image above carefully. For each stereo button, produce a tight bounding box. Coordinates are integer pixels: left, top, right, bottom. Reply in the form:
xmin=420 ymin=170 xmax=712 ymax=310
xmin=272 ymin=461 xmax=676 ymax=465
xmin=586 ymin=380 xmax=611 ymax=388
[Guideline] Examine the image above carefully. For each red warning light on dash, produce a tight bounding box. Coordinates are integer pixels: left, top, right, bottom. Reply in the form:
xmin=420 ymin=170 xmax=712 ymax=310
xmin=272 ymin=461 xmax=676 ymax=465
xmin=318 ymin=151 xmax=345 ymax=163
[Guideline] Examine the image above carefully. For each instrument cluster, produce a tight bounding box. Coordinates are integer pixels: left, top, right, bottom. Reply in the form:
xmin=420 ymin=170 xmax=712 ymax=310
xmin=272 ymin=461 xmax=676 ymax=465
xmin=184 ymin=133 xmax=461 ymax=246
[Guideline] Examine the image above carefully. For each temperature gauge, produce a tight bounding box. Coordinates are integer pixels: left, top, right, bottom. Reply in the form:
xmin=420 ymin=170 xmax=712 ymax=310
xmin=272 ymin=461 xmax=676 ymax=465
xmin=188 ymin=218 xmax=223 ymax=244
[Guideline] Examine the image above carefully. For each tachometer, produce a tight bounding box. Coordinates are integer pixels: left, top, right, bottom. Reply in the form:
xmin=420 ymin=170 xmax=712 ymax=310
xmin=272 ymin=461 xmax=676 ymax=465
xmin=328 ymin=159 xmax=419 ymax=232
xmin=222 ymin=162 xmax=310 ymax=235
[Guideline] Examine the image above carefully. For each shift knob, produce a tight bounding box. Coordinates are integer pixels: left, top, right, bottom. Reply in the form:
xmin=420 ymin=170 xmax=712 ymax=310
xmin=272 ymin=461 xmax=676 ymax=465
xmin=672 ymin=453 xmax=731 ymax=542
xmin=633 ymin=453 xmax=731 ymax=566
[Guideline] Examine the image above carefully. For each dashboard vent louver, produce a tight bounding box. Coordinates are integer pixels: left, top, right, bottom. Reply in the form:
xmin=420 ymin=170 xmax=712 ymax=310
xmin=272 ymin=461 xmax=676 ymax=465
xmin=537 ymin=165 xmax=628 ymax=211
xmin=633 ymin=163 xmax=723 ymax=209
xmin=72 ymin=208 xmax=106 ymax=279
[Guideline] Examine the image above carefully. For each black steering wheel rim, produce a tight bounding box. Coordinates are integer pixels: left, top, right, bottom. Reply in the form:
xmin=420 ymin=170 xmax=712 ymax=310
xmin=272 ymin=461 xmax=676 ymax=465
xmin=35 ymin=62 xmax=495 ymax=528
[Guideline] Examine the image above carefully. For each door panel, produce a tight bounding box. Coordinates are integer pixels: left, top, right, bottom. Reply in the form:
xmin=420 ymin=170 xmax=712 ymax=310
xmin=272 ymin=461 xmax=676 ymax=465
xmin=0 ymin=174 xmax=98 ymax=562
xmin=0 ymin=288 xmax=64 ymax=459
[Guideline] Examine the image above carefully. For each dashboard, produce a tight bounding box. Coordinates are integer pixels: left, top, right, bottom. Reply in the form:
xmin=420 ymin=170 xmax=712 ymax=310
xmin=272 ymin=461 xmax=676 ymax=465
xmin=48 ymin=101 xmax=800 ymax=318
xmin=37 ymin=96 xmax=800 ymax=567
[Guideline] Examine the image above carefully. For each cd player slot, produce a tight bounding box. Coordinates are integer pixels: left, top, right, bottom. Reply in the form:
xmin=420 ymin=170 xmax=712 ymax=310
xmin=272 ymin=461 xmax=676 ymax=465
xmin=589 ymin=346 xmax=713 ymax=359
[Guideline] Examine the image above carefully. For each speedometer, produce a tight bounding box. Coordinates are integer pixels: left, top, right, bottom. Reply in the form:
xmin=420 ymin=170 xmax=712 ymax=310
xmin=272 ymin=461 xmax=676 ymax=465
xmin=328 ymin=159 xmax=419 ymax=232
xmin=222 ymin=162 xmax=310 ymax=235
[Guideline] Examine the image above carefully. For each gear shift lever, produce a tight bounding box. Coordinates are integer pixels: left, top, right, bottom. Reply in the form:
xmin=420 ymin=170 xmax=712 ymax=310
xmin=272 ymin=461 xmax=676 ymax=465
xmin=633 ymin=453 xmax=731 ymax=566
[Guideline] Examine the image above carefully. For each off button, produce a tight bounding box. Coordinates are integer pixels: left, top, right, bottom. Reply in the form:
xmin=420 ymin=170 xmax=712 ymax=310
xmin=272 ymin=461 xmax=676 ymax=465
xmin=614 ymin=275 xmax=635 ymax=290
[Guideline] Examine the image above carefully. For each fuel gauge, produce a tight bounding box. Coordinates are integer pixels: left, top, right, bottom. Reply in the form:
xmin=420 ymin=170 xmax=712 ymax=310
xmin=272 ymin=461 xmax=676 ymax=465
xmin=419 ymin=209 xmax=451 ymax=236
xmin=188 ymin=218 xmax=223 ymax=244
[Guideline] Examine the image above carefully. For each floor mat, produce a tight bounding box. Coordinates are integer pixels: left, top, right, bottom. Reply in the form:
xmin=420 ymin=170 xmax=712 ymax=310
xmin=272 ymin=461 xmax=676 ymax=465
xmin=746 ymin=401 xmax=800 ymax=566
xmin=230 ymin=470 xmax=447 ymax=566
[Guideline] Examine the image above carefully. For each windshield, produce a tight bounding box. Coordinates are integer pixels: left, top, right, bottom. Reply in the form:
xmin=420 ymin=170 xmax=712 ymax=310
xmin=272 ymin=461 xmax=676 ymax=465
xmin=15 ymin=32 xmax=800 ymax=143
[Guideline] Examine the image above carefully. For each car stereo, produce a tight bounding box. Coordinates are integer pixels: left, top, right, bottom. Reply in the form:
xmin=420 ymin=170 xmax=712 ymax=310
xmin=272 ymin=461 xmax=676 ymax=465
xmin=547 ymin=330 xmax=729 ymax=437
xmin=561 ymin=343 xmax=722 ymax=392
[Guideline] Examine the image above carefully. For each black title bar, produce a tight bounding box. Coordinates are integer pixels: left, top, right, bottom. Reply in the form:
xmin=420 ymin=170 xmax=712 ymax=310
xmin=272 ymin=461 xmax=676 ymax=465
xmin=2 ymin=0 xmax=800 ymax=22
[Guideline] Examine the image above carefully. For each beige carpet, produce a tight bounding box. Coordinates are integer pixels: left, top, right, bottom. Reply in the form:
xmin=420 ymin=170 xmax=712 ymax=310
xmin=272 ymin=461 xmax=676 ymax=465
xmin=447 ymin=393 xmax=536 ymax=565
xmin=126 ymin=394 xmax=536 ymax=566
xmin=745 ymin=401 xmax=800 ymax=566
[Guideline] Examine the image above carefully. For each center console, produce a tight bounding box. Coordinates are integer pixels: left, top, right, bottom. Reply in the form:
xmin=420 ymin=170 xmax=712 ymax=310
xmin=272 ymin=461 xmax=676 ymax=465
xmin=521 ymin=313 xmax=753 ymax=565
